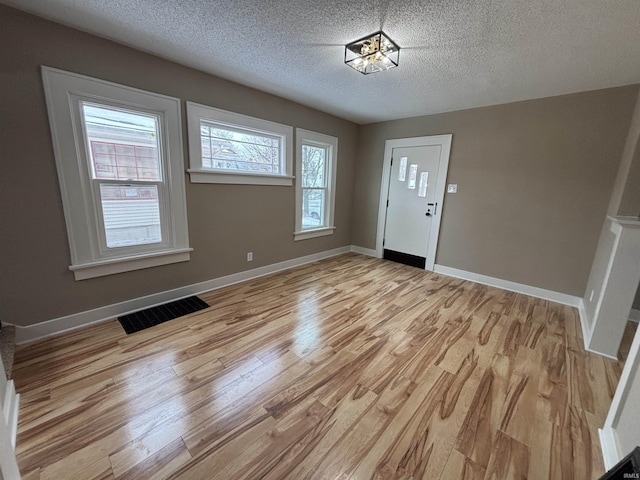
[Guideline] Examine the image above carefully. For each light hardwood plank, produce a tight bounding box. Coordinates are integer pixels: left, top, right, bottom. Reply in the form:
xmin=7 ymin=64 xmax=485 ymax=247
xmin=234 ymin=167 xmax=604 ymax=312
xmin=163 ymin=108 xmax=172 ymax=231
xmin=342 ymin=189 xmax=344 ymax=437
xmin=12 ymin=253 xmax=633 ymax=479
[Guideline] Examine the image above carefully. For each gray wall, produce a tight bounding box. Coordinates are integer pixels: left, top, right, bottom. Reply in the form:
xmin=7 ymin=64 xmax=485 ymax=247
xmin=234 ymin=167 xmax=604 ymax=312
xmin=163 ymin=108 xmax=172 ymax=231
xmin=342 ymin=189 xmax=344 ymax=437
xmin=618 ymin=137 xmax=640 ymax=217
xmin=584 ymin=89 xmax=640 ymax=317
xmin=583 ymin=226 xmax=619 ymax=323
xmin=352 ymin=87 xmax=638 ymax=296
xmin=0 ymin=6 xmax=358 ymax=327
xmin=618 ymin=122 xmax=640 ymax=312
xmin=1 ymin=4 xmax=638 ymax=328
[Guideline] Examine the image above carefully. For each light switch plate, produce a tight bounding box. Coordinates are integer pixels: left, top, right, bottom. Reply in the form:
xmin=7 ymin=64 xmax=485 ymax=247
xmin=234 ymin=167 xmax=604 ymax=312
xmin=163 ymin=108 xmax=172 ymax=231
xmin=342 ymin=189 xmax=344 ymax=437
xmin=447 ymin=184 xmax=458 ymax=193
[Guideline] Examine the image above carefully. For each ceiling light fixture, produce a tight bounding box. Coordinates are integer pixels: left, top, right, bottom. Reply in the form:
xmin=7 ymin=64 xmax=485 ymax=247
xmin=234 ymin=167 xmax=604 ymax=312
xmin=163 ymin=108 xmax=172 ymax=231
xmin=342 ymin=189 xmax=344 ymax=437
xmin=344 ymin=31 xmax=400 ymax=75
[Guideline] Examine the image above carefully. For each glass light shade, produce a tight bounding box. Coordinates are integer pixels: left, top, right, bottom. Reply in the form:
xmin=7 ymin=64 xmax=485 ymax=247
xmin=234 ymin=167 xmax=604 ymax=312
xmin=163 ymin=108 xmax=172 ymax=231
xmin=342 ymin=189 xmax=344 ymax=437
xmin=345 ymin=31 xmax=400 ymax=75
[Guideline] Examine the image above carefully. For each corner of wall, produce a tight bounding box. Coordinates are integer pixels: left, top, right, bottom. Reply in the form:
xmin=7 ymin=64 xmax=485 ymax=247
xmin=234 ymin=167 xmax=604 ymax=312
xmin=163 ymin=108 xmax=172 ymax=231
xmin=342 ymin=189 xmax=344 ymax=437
xmin=600 ymin=318 xmax=640 ymax=469
xmin=350 ymin=245 xmax=377 ymax=257
xmin=599 ymin=426 xmax=622 ymax=471
xmin=578 ymin=300 xmax=593 ymax=349
xmin=608 ymin=88 xmax=640 ymax=216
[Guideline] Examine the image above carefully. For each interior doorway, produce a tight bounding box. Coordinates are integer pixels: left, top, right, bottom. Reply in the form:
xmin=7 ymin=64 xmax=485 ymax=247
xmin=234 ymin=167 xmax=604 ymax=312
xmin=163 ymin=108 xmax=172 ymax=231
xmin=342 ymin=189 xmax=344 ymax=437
xmin=376 ymin=135 xmax=452 ymax=270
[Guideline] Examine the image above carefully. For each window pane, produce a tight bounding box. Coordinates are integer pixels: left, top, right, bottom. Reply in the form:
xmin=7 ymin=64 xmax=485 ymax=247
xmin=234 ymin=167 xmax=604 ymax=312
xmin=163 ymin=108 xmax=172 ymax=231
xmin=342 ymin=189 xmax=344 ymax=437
xmin=302 ymin=189 xmax=325 ymax=229
xmin=302 ymin=145 xmax=326 ymax=187
xmin=82 ymin=103 xmax=161 ymax=181
xmin=200 ymin=121 xmax=281 ymax=174
xmin=99 ymin=184 xmax=161 ymax=248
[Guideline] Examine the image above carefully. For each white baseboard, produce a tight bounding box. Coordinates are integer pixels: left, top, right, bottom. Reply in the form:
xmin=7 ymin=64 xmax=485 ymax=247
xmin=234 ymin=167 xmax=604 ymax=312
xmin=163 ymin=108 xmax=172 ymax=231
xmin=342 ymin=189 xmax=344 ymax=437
xmin=11 ymin=246 xmax=351 ymax=345
xmin=4 ymin=384 xmax=19 ymax=448
xmin=578 ymin=302 xmax=593 ymax=347
xmin=432 ymin=264 xmax=582 ymax=307
xmin=431 ymin=265 xmax=620 ymax=359
xmin=599 ymin=426 xmax=621 ymax=471
xmin=0 ymin=353 xmax=20 ymax=450
xmin=10 ymin=248 xmax=624 ymax=346
xmin=576 ymin=303 xmax=618 ymax=359
xmin=0 ymin=390 xmax=20 ymax=479
xmin=577 ymin=305 xmax=637 ymax=360
xmin=587 ymin=347 xmax=619 ymax=361
xmin=350 ymin=245 xmax=377 ymax=257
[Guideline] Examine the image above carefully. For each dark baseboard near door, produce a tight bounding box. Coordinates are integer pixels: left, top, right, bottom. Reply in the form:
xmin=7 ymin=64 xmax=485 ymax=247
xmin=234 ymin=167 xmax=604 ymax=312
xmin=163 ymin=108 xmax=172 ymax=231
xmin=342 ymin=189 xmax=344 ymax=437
xmin=383 ymin=249 xmax=426 ymax=269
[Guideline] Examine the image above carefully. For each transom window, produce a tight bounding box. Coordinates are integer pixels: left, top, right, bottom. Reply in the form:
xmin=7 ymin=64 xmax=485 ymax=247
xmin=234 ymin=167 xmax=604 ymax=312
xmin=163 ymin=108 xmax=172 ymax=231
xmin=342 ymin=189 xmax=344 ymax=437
xmin=186 ymin=102 xmax=293 ymax=186
xmin=294 ymin=129 xmax=338 ymax=241
xmin=199 ymin=122 xmax=280 ymax=174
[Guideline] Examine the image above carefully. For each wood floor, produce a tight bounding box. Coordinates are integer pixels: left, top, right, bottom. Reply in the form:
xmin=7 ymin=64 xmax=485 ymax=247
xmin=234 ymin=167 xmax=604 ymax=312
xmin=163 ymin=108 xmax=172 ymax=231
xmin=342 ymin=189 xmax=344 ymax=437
xmin=12 ymin=253 xmax=635 ymax=479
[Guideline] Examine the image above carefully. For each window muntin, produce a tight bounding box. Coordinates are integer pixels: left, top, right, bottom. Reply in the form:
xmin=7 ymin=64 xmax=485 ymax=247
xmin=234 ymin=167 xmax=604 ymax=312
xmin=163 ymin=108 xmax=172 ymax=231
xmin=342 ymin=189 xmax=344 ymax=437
xmin=294 ymin=129 xmax=338 ymax=241
xmin=83 ymin=103 xmax=162 ymax=181
xmin=42 ymin=67 xmax=190 ymax=280
xmin=90 ymin=141 xmax=160 ymax=181
xmin=186 ymin=102 xmax=293 ymax=186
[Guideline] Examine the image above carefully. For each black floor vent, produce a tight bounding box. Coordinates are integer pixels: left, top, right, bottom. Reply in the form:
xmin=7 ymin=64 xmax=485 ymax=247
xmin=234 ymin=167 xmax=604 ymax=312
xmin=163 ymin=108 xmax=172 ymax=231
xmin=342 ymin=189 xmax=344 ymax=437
xmin=118 ymin=296 xmax=209 ymax=334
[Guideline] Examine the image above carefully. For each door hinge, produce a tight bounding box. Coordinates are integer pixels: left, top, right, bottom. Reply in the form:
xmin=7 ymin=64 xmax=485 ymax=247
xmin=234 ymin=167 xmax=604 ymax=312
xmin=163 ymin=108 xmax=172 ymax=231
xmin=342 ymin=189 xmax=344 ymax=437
xmin=390 ymin=158 xmax=393 ymax=166
xmin=386 ymin=199 xmax=389 ymax=208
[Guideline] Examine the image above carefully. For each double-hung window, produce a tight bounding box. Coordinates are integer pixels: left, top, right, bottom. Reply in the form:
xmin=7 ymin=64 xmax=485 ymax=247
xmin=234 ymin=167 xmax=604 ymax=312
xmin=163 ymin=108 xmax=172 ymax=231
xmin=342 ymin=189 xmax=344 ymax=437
xmin=186 ymin=102 xmax=293 ymax=186
xmin=294 ymin=129 xmax=338 ymax=241
xmin=42 ymin=67 xmax=190 ymax=280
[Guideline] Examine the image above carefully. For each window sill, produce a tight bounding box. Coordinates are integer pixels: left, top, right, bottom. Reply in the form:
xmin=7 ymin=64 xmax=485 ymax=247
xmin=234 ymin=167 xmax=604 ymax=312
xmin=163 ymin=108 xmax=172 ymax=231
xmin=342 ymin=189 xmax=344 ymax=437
xmin=69 ymin=248 xmax=192 ymax=280
xmin=187 ymin=169 xmax=294 ymax=186
xmin=293 ymin=227 xmax=336 ymax=241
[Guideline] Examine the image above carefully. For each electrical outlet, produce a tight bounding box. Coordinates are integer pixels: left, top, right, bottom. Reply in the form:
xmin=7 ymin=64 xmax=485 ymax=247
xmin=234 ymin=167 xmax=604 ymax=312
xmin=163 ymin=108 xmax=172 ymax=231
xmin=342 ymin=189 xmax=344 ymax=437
xmin=247 ymin=252 xmax=253 ymax=262
xmin=447 ymin=184 xmax=458 ymax=193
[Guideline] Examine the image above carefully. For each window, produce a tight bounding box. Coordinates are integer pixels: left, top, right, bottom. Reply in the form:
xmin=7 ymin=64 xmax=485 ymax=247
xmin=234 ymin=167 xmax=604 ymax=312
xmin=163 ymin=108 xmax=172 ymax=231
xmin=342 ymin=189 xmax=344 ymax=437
xmin=42 ymin=67 xmax=191 ymax=280
xmin=294 ymin=129 xmax=338 ymax=241
xmin=186 ymin=102 xmax=293 ymax=186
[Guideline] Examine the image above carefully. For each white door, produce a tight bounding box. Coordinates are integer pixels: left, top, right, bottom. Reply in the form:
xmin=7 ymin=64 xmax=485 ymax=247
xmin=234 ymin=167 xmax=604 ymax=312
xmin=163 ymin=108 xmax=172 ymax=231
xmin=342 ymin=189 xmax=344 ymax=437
xmin=377 ymin=135 xmax=452 ymax=270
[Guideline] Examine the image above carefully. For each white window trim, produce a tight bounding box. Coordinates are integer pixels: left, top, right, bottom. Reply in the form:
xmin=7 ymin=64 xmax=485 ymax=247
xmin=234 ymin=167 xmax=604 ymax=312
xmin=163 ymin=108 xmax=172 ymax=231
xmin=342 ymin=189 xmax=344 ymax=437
xmin=41 ymin=66 xmax=191 ymax=280
xmin=294 ymin=129 xmax=338 ymax=241
xmin=186 ymin=101 xmax=293 ymax=186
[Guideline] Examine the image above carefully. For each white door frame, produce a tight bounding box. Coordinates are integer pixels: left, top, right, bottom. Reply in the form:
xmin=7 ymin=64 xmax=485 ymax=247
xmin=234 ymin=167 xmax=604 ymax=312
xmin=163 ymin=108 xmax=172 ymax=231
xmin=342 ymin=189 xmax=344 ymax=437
xmin=375 ymin=134 xmax=452 ymax=270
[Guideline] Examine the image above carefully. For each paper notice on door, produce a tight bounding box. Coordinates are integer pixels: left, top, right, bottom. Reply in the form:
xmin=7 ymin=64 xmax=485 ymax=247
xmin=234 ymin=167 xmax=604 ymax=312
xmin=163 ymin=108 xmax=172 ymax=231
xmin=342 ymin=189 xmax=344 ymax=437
xmin=398 ymin=157 xmax=407 ymax=181
xmin=418 ymin=172 xmax=429 ymax=197
xmin=408 ymin=164 xmax=418 ymax=189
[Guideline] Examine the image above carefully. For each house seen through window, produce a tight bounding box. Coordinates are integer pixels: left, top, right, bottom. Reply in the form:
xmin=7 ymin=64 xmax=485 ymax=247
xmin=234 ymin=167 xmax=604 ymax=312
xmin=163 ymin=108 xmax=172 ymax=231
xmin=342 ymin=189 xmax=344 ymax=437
xmin=82 ymin=103 xmax=163 ymax=248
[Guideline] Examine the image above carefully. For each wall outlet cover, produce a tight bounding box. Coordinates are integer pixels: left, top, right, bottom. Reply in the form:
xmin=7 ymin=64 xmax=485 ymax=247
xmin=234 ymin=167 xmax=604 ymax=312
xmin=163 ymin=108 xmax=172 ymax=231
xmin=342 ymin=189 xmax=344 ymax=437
xmin=447 ymin=184 xmax=458 ymax=193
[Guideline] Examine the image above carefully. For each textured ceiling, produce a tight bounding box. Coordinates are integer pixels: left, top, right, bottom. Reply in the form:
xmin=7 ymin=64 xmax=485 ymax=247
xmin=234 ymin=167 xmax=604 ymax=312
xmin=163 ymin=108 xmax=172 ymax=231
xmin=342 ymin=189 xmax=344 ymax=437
xmin=5 ymin=0 xmax=640 ymax=124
